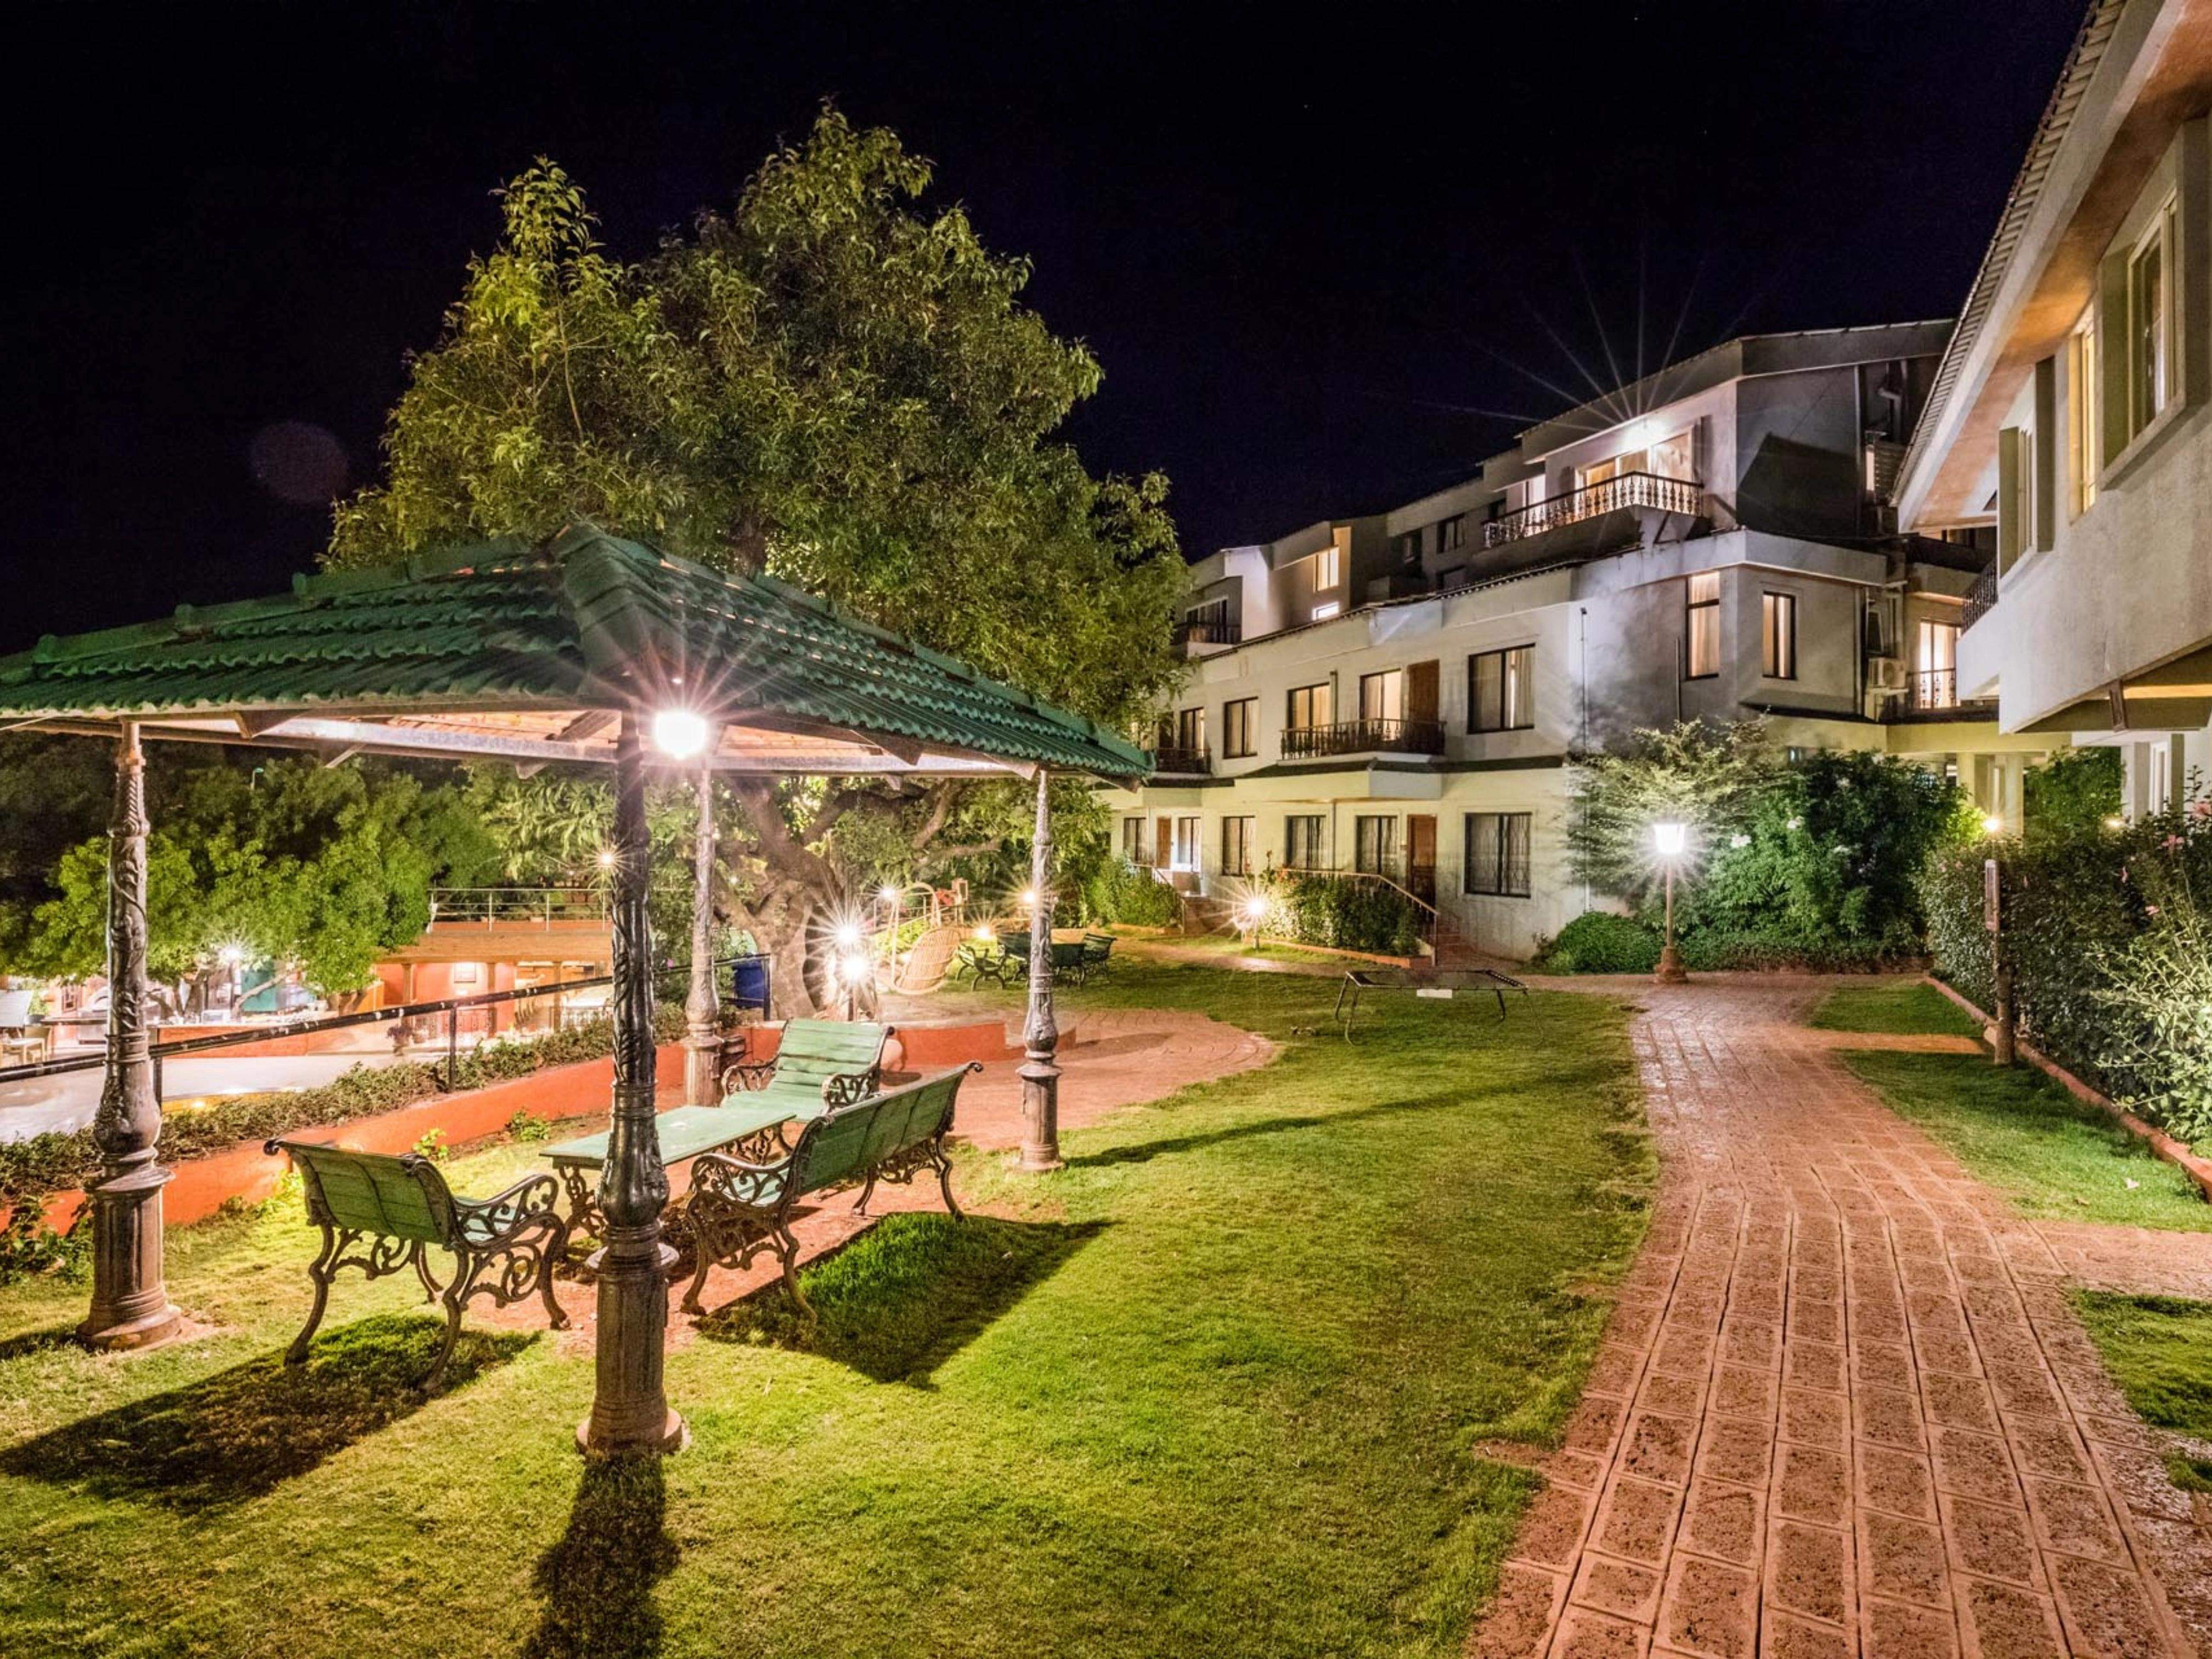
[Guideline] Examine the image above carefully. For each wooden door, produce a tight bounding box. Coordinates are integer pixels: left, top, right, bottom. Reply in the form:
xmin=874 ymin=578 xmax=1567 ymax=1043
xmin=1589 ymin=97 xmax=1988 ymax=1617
xmin=1406 ymin=814 xmax=1438 ymax=906
xmin=1406 ymin=660 xmax=1440 ymax=728
xmin=1154 ymin=817 xmax=1173 ymax=870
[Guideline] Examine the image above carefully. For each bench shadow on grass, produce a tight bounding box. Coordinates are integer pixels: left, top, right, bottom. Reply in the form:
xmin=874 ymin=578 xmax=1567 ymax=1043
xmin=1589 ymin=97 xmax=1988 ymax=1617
xmin=522 ymin=1455 xmax=679 ymax=1659
xmin=695 ymin=1212 xmax=1107 ymax=1384
xmin=0 ymin=1312 xmax=533 ymax=1513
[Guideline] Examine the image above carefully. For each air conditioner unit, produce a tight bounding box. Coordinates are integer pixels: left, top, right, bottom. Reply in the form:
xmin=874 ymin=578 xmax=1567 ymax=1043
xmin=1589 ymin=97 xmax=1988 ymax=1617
xmin=1867 ymin=656 xmax=1907 ymax=692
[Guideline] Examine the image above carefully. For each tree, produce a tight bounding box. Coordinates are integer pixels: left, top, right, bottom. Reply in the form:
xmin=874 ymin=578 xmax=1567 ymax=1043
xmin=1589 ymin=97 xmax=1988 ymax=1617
xmin=325 ymin=112 xmax=1188 ymax=1007
xmin=13 ymin=755 xmax=499 ymax=1006
xmin=2024 ymin=746 xmax=2123 ymax=843
xmin=1564 ymin=719 xmax=1780 ymax=900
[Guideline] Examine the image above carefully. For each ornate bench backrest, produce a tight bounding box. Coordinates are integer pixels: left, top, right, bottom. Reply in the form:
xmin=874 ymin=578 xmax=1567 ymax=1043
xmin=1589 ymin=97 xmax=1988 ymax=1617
xmin=792 ymin=1064 xmax=977 ymax=1195
xmin=268 ymin=1138 xmax=458 ymax=1246
xmin=755 ymin=1017 xmax=892 ymax=1111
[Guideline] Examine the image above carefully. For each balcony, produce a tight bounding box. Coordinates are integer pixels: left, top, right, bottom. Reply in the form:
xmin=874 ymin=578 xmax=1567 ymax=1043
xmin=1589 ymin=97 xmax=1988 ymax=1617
xmin=1279 ymin=718 xmax=1446 ymax=760
xmin=1483 ymin=471 xmax=1702 ymax=549
xmin=1150 ymin=744 xmax=1212 ymax=776
xmin=1173 ymin=616 xmax=1242 ymax=653
xmin=1880 ymin=668 xmax=1997 ymax=723
xmin=1961 ymin=562 xmax=1999 ymax=630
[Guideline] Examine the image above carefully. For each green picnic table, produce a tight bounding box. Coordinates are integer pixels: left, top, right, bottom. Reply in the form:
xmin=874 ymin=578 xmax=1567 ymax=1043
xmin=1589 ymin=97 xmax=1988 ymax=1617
xmin=544 ymin=1099 xmax=793 ymax=1239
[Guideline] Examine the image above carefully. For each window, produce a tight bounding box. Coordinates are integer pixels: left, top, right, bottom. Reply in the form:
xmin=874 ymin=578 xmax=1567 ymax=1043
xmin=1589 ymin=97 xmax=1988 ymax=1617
xmin=1183 ymin=596 xmax=1232 ymax=641
xmin=1464 ymin=812 xmax=1532 ymax=898
xmin=1999 ymin=425 xmax=2035 ymax=566
xmin=2069 ymin=315 xmax=2099 ymax=515
xmin=1314 ymin=545 xmax=1340 ymax=589
xmin=1121 ymin=816 xmax=1145 ymax=862
xmin=2127 ymin=206 xmax=2174 ymax=437
xmin=1358 ymin=669 xmax=1404 ymax=723
xmin=1286 ymin=682 xmax=1333 ymax=731
xmin=1469 ymin=646 xmax=1536 ymax=732
xmin=1578 ymin=427 xmax=1695 ymax=489
xmin=1916 ymin=619 xmax=1960 ymax=710
xmin=1437 ymin=514 xmax=1467 ymax=553
xmin=1311 ymin=601 xmax=1341 ymax=622
xmin=1285 ymin=814 xmax=1325 ymax=870
xmin=1684 ymin=572 xmax=1720 ymax=679
xmin=1222 ymin=697 xmax=1257 ymax=759
xmin=1394 ymin=529 xmax=1423 ymax=567
xmin=1171 ymin=706 xmax=1204 ymax=755
xmin=1353 ymin=815 xmax=1398 ymax=875
xmin=1760 ymin=592 xmax=1797 ymax=680
xmin=1221 ymin=816 xmax=1254 ymax=877
xmin=1171 ymin=815 xmax=1201 ymax=871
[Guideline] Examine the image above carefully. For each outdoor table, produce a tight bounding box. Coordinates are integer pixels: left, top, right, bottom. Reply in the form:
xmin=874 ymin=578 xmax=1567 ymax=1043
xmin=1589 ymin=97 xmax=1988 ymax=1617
xmin=1332 ymin=966 xmax=1530 ymax=1038
xmin=542 ymin=1099 xmax=793 ymax=1239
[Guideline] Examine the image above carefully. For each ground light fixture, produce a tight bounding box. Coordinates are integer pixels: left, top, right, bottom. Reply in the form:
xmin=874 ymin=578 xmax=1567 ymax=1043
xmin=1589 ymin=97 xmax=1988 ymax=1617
xmin=651 ymin=707 xmax=710 ymax=759
xmin=1982 ymin=814 xmax=2004 ymax=836
xmin=1238 ymin=893 xmax=1268 ymax=947
xmin=1652 ymin=821 xmax=1688 ymax=985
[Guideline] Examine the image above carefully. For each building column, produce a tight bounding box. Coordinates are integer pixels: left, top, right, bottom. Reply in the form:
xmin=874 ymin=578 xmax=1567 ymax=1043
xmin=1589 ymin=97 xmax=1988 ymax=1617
xmin=81 ymin=720 xmax=183 ymax=1351
xmin=681 ymin=763 xmax=719 ymax=1108
xmin=579 ymin=715 xmax=685 ymax=1457
xmin=1017 ymin=769 xmax=1063 ymax=1172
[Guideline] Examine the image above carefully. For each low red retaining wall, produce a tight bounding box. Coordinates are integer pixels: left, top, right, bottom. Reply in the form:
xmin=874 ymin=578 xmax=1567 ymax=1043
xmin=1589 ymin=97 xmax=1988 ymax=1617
xmin=733 ymin=1018 xmax=1018 ymax=1071
xmin=40 ymin=1041 xmax=685 ymax=1233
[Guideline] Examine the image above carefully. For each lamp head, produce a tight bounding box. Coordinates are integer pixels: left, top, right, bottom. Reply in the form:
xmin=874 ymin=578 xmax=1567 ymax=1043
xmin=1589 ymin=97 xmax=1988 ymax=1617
xmin=836 ymin=952 xmax=871 ymax=986
xmin=651 ymin=708 xmax=710 ymax=759
xmin=833 ymin=922 xmax=863 ymax=950
xmin=877 ymin=884 xmax=901 ymax=905
xmin=1020 ymin=887 xmax=1039 ymax=909
xmin=1981 ymin=814 xmax=2004 ymax=837
xmin=1652 ymin=821 xmax=1687 ymax=858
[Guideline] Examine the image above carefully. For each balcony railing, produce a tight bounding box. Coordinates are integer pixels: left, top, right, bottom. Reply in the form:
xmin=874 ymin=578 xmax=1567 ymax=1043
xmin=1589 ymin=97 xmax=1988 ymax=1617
xmin=1279 ymin=718 xmax=1446 ymax=760
xmin=1483 ymin=471 xmax=1702 ymax=548
xmin=1174 ymin=615 xmax=1242 ymax=648
xmin=428 ymin=888 xmax=602 ymax=927
xmin=1150 ymin=744 xmax=1212 ymax=775
xmin=1961 ymin=562 xmax=1999 ymax=630
xmin=1880 ymin=668 xmax=1997 ymax=723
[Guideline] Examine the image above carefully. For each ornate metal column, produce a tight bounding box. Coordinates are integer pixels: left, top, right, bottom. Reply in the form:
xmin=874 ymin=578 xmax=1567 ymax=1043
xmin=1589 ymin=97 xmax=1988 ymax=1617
xmin=681 ymin=763 xmax=719 ymax=1108
xmin=1017 ymin=769 xmax=1063 ymax=1172
xmin=580 ymin=715 xmax=686 ymax=1456
xmin=81 ymin=720 xmax=183 ymax=1350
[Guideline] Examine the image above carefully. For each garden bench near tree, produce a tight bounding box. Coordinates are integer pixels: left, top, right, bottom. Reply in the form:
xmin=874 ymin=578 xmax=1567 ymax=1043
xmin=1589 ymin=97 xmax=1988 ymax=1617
xmin=264 ymin=1137 xmax=571 ymax=1390
xmin=719 ymin=1017 xmax=893 ymax=1117
xmin=680 ymin=1062 xmax=980 ymax=1317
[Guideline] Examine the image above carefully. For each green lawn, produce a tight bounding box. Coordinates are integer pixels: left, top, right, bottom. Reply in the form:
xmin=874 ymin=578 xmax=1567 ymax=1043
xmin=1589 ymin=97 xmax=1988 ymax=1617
xmin=1808 ymin=980 xmax=1983 ymax=1039
xmin=0 ymin=960 xmax=1650 ymax=1659
xmin=1841 ymin=1051 xmax=2212 ymax=1231
xmin=2073 ymin=1292 xmax=2212 ymax=1492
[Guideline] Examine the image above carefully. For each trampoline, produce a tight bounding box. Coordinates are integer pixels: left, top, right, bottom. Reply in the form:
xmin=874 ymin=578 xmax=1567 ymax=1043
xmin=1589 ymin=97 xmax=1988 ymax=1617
xmin=1332 ymin=966 xmax=1530 ymax=1037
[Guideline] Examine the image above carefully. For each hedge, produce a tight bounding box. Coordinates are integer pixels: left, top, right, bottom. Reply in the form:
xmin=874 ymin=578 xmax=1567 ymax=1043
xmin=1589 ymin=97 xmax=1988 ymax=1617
xmin=1262 ymin=872 xmax=1423 ymax=957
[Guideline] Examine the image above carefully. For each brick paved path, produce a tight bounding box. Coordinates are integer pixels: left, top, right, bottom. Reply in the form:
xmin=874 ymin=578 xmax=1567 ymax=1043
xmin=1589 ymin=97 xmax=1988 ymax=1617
xmin=1476 ymin=978 xmax=2212 ymax=1659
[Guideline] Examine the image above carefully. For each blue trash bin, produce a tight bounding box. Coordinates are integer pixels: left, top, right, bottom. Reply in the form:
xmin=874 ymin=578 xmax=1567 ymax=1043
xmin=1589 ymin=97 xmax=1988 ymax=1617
xmin=729 ymin=953 xmax=772 ymax=1019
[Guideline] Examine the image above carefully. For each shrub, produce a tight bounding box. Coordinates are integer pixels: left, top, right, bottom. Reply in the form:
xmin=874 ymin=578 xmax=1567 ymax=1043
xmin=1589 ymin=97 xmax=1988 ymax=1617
xmin=1539 ymin=911 xmax=1661 ymax=974
xmin=1081 ymin=856 xmax=1182 ymax=928
xmin=2024 ymin=747 xmax=2123 ymax=843
xmin=1263 ymin=872 xmax=1422 ymax=957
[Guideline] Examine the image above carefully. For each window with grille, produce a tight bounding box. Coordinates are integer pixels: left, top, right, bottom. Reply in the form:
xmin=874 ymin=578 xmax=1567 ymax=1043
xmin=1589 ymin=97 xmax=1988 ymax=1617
xmin=1464 ymin=812 xmax=1532 ymax=897
xmin=1469 ymin=646 xmax=1535 ymax=731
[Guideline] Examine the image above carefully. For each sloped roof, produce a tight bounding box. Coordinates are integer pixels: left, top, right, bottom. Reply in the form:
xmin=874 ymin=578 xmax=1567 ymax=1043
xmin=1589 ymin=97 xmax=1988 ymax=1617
xmin=0 ymin=525 xmax=1150 ymax=780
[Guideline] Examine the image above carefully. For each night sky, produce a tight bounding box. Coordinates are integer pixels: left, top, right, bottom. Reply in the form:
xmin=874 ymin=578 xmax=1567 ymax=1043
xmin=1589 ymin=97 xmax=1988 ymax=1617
xmin=1 ymin=2 xmax=2085 ymax=650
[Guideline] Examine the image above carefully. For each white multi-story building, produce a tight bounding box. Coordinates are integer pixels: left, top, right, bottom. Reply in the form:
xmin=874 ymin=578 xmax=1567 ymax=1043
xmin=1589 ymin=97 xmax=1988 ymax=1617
xmin=1895 ymin=0 xmax=2212 ymax=813
xmin=1109 ymin=323 xmax=2055 ymax=960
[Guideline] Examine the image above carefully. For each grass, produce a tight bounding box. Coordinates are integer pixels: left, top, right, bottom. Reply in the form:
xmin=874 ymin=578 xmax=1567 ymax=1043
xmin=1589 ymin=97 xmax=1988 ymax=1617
xmin=1841 ymin=1051 xmax=2212 ymax=1231
xmin=0 ymin=960 xmax=1650 ymax=1659
xmin=2073 ymin=1291 xmax=2212 ymax=1492
xmin=1808 ymin=980 xmax=1983 ymax=1039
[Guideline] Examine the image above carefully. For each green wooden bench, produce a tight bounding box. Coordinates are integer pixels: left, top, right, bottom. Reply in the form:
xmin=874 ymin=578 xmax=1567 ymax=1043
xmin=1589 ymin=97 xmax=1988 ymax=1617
xmin=1081 ymin=932 xmax=1116 ymax=978
xmin=679 ymin=1062 xmax=981 ymax=1316
xmin=720 ymin=1017 xmax=894 ymax=1118
xmin=265 ymin=1136 xmax=570 ymax=1389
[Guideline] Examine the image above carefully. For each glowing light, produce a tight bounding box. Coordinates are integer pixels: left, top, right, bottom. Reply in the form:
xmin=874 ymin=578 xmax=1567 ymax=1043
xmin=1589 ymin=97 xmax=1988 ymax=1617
xmin=1652 ymin=822 xmax=1687 ymax=859
xmin=1981 ymin=814 xmax=2004 ymax=836
xmin=1240 ymin=896 xmax=1268 ymax=922
xmin=651 ymin=707 xmax=710 ymax=759
xmin=973 ymin=925 xmax=995 ymax=942
xmin=833 ymin=922 xmax=863 ymax=950
xmin=217 ymin=943 xmax=247 ymax=967
xmin=2104 ymin=815 xmax=2126 ymax=831
xmin=596 ymin=849 xmax=617 ymax=870
xmin=877 ymin=884 xmax=901 ymax=905
xmin=836 ymin=952 xmax=872 ymax=985
xmin=1019 ymin=888 xmax=1039 ymax=909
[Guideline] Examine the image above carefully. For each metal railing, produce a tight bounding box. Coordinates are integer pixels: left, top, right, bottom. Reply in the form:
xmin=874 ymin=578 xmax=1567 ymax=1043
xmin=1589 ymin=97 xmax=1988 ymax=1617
xmin=1961 ymin=562 xmax=1999 ymax=630
xmin=1881 ymin=668 xmax=1997 ymax=723
xmin=1280 ymin=718 xmax=1447 ymax=759
xmin=1150 ymin=744 xmax=1212 ymax=775
xmin=428 ymin=887 xmax=602 ymax=926
xmin=1482 ymin=471 xmax=1702 ymax=548
xmin=1174 ymin=614 xmax=1242 ymax=648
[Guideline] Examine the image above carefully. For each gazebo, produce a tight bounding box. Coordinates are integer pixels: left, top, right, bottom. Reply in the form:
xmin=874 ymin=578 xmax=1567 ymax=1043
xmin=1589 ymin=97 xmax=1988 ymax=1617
xmin=0 ymin=524 xmax=1149 ymax=1454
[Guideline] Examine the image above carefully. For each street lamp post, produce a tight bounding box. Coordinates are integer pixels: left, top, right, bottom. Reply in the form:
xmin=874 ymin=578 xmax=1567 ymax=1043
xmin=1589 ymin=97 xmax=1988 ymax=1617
xmin=1653 ymin=821 xmax=1688 ymax=985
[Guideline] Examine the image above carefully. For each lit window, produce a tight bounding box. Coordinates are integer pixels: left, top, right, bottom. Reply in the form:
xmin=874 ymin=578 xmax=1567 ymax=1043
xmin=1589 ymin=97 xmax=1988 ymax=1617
xmin=1761 ymin=593 xmax=1797 ymax=680
xmin=1172 ymin=816 xmax=1201 ymax=871
xmin=1469 ymin=646 xmax=1535 ymax=732
xmin=1285 ymin=814 xmax=1325 ymax=870
xmin=1916 ymin=620 xmax=1960 ymax=710
xmin=1220 ymin=816 xmax=1255 ymax=877
xmin=1358 ymin=669 xmax=1404 ymax=724
xmin=1314 ymin=545 xmax=1341 ymax=588
xmin=2069 ymin=314 xmax=2099 ymax=514
xmin=1121 ymin=817 xmax=1145 ymax=862
xmin=2127 ymin=205 xmax=2174 ymax=437
xmin=1286 ymin=683 xmax=1333 ymax=731
xmin=1222 ymin=697 xmax=1257 ymax=759
xmin=1311 ymin=601 xmax=1341 ymax=622
xmin=1685 ymin=572 xmax=1720 ymax=679
xmin=1353 ymin=815 xmax=1398 ymax=874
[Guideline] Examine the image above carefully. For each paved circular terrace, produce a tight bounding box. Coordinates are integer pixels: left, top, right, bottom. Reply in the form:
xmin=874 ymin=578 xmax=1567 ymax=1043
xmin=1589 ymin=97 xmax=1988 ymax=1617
xmin=1474 ymin=975 xmax=2212 ymax=1659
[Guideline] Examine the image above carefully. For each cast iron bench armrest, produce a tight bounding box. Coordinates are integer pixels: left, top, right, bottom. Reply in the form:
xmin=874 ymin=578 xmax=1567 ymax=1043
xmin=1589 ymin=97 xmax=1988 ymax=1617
xmin=452 ymin=1171 xmax=565 ymax=1247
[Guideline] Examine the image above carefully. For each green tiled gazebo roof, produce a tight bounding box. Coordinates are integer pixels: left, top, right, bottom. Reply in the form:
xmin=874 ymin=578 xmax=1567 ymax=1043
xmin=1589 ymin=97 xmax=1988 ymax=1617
xmin=0 ymin=526 xmax=1150 ymax=780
